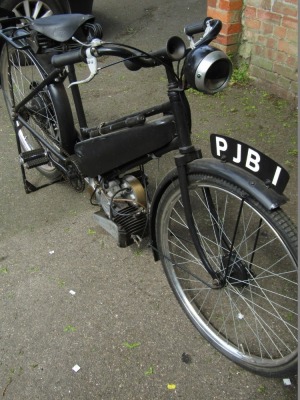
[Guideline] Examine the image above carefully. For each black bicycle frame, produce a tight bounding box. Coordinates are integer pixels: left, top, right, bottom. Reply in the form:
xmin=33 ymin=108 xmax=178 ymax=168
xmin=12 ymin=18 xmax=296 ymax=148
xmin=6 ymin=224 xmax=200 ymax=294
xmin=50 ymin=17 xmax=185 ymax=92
xmin=68 ymin=56 xmax=221 ymax=282
xmin=8 ymin=41 xmax=221 ymax=282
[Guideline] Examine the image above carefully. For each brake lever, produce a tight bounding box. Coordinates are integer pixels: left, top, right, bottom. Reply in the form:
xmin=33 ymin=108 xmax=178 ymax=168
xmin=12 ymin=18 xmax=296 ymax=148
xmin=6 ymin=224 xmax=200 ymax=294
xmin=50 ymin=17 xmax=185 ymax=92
xmin=186 ymin=19 xmax=222 ymax=49
xmin=68 ymin=38 xmax=103 ymax=87
xmin=194 ymin=19 xmax=222 ymax=47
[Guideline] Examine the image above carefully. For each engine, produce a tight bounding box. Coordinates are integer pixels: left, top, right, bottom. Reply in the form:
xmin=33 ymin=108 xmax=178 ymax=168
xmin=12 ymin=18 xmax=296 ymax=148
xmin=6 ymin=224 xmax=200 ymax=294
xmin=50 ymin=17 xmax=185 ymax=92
xmin=89 ymin=173 xmax=149 ymax=247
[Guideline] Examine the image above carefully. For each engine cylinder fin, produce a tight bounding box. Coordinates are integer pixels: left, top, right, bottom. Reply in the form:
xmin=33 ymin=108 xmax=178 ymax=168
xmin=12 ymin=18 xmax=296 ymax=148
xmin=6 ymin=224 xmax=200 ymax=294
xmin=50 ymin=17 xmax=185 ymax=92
xmin=94 ymin=208 xmax=148 ymax=247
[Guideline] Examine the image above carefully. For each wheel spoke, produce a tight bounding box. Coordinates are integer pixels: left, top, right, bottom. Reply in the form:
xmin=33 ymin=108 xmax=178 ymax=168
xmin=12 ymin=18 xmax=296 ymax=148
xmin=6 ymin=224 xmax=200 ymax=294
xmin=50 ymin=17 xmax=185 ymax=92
xmin=1 ymin=46 xmax=63 ymax=177
xmin=157 ymin=175 xmax=297 ymax=376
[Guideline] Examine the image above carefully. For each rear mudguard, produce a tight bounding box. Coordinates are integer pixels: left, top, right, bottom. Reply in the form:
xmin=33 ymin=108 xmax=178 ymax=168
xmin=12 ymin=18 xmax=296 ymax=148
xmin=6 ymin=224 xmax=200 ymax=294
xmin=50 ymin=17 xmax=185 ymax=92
xmin=150 ymin=158 xmax=288 ymax=261
xmin=48 ymin=81 xmax=77 ymax=154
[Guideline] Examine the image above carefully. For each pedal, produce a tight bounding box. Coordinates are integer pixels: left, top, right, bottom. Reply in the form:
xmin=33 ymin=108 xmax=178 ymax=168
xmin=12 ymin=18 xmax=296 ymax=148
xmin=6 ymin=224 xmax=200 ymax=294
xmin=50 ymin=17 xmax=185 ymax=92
xmin=20 ymin=148 xmax=49 ymax=169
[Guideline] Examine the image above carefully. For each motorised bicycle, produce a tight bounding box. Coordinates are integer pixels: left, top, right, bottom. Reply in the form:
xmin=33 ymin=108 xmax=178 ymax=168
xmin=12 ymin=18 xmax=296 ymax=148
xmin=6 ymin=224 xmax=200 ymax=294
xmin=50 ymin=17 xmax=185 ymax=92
xmin=0 ymin=8 xmax=297 ymax=377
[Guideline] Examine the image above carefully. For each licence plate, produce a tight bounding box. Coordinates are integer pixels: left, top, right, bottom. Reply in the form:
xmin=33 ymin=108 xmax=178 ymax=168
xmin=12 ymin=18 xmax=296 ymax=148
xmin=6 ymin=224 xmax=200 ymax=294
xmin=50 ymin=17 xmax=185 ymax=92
xmin=210 ymin=134 xmax=289 ymax=194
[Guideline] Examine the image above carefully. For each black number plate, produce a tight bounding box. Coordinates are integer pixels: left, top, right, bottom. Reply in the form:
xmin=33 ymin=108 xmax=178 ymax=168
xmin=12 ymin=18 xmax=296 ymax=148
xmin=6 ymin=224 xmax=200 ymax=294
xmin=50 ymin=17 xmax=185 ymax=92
xmin=210 ymin=134 xmax=289 ymax=194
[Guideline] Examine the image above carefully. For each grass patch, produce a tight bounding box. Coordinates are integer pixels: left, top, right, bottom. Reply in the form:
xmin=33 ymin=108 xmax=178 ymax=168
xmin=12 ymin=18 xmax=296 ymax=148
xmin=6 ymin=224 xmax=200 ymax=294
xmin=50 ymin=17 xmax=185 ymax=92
xmin=231 ymin=62 xmax=250 ymax=86
xmin=63 ymin=325 xmax=77 ymax=333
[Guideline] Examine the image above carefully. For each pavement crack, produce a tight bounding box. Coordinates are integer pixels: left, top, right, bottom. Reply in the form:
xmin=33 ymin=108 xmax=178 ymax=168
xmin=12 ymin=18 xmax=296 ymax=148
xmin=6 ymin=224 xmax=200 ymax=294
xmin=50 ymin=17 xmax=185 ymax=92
xmin=2 ymin=376 xmax=13 ymax=397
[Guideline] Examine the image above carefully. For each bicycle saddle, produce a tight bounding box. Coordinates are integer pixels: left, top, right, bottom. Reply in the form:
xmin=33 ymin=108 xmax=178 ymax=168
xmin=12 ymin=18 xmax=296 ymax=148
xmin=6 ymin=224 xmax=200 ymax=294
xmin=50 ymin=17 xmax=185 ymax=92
xmin=30 ymin=14 xmax=95 ymax=42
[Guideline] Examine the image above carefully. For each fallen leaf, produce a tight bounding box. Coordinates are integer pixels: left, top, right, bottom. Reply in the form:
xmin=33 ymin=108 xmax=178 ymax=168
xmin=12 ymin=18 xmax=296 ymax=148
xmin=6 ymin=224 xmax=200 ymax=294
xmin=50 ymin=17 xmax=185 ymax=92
xmin=123 ymin=341 xmax=141 ymax=349
xmin=167 ymin=384 xmax=176 ymax=390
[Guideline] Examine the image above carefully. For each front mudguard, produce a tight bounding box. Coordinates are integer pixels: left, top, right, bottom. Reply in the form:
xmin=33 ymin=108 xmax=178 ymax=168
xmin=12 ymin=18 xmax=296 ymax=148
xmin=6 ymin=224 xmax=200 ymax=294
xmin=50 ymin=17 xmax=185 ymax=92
xmin=150 ymin=158 xmax=288 ymax=261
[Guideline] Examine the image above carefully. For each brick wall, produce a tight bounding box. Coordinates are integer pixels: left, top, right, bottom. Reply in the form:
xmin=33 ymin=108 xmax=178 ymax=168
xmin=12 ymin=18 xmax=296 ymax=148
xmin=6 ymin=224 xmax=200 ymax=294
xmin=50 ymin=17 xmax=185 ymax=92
xmin=207 ymin=0 xmax=243 ymax=54
xmin=207 ymin=0 xmax=298 ymax=101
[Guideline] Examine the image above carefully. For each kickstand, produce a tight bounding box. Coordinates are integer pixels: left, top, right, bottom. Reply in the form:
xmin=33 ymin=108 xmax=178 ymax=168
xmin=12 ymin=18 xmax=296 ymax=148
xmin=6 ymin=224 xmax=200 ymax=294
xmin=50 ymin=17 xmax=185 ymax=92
xmin=23 ymin=175 xmax=65 ymax=193
xmin=14 ymin=124 xmax=65 ymax=193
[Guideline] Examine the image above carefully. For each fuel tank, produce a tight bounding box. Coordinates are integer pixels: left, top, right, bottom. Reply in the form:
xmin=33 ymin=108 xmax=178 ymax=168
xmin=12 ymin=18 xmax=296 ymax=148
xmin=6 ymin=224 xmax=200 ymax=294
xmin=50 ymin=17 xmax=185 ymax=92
xmin=74 ymin=115 xmax=177 ymax=177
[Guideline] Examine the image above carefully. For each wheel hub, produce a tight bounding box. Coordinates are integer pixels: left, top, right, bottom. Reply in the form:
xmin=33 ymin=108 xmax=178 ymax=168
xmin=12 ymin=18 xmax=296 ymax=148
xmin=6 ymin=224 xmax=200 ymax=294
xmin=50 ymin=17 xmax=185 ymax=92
xmin=222 ymin=253 xmax=251 ymax=287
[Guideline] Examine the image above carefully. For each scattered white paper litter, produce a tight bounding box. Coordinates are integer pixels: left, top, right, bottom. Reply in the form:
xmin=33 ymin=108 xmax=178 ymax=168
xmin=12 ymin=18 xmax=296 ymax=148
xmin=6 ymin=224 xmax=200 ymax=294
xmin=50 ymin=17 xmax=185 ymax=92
xmin=237 ymin=313 xmax=244 ymax=320
xmin=49 ymin=250 xmax=55 ymax=255
xmin=283 ymin=378 xmax=291 ymax=386
xmin=72 ymin=364 xmax=80 ymax=372
xmin=69 ymin=290 xmax=76 ymax=296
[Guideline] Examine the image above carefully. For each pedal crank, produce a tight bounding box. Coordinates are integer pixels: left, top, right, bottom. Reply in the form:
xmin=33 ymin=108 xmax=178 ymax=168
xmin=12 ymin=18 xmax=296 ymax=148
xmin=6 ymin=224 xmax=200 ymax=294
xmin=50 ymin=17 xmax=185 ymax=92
xmin=65 ymin=156 xmax=85 ymax=192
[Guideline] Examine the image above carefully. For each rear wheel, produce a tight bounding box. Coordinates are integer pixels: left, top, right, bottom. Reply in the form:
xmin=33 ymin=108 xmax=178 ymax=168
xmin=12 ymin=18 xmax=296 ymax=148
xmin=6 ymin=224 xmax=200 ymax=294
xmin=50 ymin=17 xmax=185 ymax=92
xmin=0 ymin=44 xmax=75 ymax=180
xmin=156 ymin=173 xmax=298 ymax=377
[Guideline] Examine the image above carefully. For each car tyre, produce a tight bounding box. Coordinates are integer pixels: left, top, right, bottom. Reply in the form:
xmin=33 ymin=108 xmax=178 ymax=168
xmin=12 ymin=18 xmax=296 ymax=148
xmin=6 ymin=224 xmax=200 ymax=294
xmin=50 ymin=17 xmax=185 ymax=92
xmin=1 ymin=0 xmax=67 ymax=19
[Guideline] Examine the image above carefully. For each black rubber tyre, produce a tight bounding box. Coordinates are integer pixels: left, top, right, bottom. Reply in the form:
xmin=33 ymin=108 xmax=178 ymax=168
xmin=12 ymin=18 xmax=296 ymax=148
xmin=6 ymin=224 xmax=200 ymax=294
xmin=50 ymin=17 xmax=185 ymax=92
xmin=1 ymin=0 xmax=66 ymax=19
xmin=156 ymin=173 xmax=297 ymax=377
xmin=0 ymin=44 xmax=75 ymax=180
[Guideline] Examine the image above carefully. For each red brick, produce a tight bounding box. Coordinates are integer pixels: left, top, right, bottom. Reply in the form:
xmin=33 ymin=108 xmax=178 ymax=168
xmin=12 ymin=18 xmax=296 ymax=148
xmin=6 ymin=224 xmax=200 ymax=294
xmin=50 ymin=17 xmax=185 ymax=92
xmin=244 ymin=18 xmax=261 ymax=30
xmin=278 ymin=39 xmax=298 ymax=56
xmin=219 ymin=0 xmax=243 ymax=11
xmin=210 ymin=41 xmax=239 ymax=55
xmin=229 ymin=11 xmax=242 ymax=23
xmin=217 ymin=33 xmax=241 ymax=45
xmin=222 ymin=22 xmax=242 ymax=34
xmin=282 ymin=16 xmax=298 ymax=29
xmin=207 ymin=7 xmax=227 ymax=21
xmin=253 ymin=45 xmax=264 ymax=57
xmin=276 ymin=51 xmax=287 ymax=64
xmin=257 ymin=35 xmax=268 ymax=46
xmin=286 ymin=55 xmax=297 ymax=68
xmin=266 ymin=37 xmax=277 ymax=49
xmin=262 ymin=22 xmax=274 ymax=35
xmin=244 ymin=6 xmax=257 ymax=18
xmin=207 ymin=7 xmax=241 ymax=23
xmin=274 ymin=26 xmax=287 ymax=39
xmin=253 ymin=46 xmax=277 ymax=60
xmin=272 ymin=2 xmax=298 ymax=18
xmin=257 ymin=10 xmax=281 ymax=24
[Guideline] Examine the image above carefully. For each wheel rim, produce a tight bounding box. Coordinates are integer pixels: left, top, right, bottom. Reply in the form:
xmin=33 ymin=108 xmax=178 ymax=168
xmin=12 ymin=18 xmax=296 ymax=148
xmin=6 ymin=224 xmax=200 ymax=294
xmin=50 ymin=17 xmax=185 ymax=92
xmin=160 ymin=179 xmax=297 ymax=371
xmin=12 ymin=0 xmax=53 ymax=19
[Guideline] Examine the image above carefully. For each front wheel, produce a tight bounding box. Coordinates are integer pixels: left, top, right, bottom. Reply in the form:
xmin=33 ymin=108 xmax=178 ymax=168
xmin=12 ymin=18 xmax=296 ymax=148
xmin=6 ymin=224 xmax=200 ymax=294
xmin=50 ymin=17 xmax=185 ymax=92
xmin=155 ymin=173 xmax=297 ymax=377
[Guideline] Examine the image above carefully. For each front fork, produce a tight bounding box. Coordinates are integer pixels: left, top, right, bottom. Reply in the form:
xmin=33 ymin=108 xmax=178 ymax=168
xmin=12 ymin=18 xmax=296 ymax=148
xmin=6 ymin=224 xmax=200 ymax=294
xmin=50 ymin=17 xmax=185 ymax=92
xmin=175 ymin=152 xmax=222 ymax=283
xmin=168 ymin=77 xmax=221 ymax=283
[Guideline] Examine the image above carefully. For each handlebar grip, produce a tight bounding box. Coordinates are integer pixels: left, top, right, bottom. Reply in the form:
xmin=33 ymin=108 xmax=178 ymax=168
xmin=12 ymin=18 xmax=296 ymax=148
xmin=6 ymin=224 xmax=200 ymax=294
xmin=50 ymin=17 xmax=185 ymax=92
xmin=51 ymin=48 xmax=86 ymax=67
xmin=184 ymin=17 xmax=212 ymax=36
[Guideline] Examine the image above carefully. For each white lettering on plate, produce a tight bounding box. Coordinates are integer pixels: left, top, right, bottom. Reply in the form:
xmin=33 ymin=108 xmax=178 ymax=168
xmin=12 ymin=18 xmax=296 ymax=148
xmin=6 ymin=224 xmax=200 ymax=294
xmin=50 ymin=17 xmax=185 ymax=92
xmin=272 ymin=166 xmax=282 ymax=186
xmin=245 ymin=149 xmax=260 ymax=172
xmin=215 ymin=137 xmax=228 ymax=156
xmin=214 ymin=136 xmax=283 ymax=188
xmin=232 ymin=143 xmax=242 ymax=163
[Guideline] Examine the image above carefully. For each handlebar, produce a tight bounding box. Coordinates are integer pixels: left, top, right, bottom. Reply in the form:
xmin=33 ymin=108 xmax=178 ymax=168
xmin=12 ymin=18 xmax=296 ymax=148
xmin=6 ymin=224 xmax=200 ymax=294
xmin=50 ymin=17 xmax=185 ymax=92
xmin=51 ymin=43 xmax=162 ymax=69
xmin=185 ymin=17 xmax=222 ymax=47
xmin=51 ymin=39 xmax=186 ymax=71
xmin=184 ymin=17 xmax=212 ymax=36
xmin=51 ymin=48 xmax=86 ymax=67
xmin=51 ymin=17 xmax=221 ymax=70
